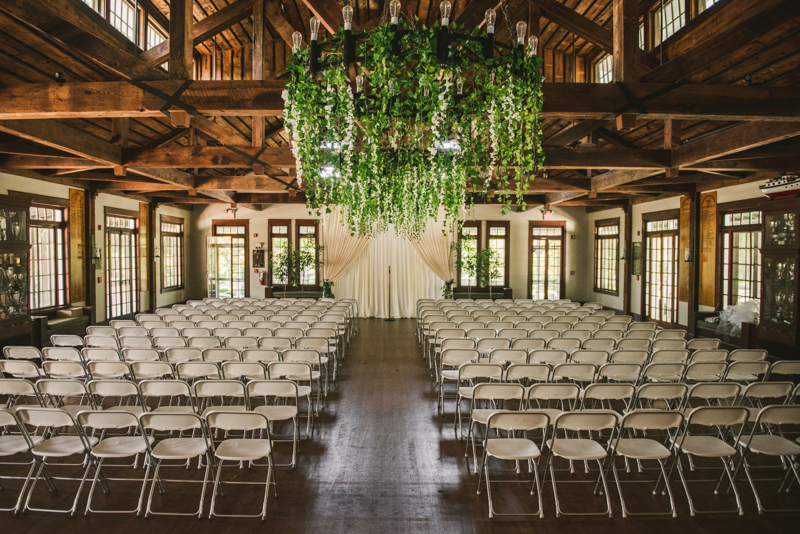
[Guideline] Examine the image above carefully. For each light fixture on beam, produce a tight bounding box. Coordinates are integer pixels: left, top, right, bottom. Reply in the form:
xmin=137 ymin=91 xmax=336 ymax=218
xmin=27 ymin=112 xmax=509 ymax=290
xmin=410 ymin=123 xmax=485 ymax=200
xmin=541 ymin=208 xmax=553 ymax=220
xmin=225 ymin=208 xmax=237 ymax=219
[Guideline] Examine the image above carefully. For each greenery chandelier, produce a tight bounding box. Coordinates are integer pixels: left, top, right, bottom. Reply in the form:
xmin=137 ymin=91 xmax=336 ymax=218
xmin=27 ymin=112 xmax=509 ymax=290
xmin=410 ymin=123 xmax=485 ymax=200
xmin=283 ymin=0 xmax=545 ymax=239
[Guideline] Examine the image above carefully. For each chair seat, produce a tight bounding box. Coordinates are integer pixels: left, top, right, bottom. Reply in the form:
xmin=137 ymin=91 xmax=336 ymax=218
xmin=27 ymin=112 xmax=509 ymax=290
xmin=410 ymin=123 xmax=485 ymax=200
xmin=60 ymin=405 xmax=101 ymax=418
xmin=33 ymin=435 xmax=99 ymax=458
xmin=550 ymin=438 xmax=607 ymax=461
xmin=739 ymin=435 xmax=800 ymax=457
xmin=725 ymin=373 xmax=758 ymax=382
xmin=647 ymin=374 xmax=683 ymax=382
xmin=152 ymin=405 xmax=195 ymax=414
xmin=285 ymin=372 xmax=321 ymax=381
xmin=151 ymin=437 xmax=208 ymax=460
xmin=614 ymin=438 xmax=672 ymax=460
xmin=471 ymin=409 xmax=500 ymax=425
xmin=441 ymin=370 xmax=459 ymax=381
xmin=603 ymin=372 xmax=640 ymax=382
xmin=486 ymin=438 xmax=541 ymax=461
xmin=255 ymin=405 xmax=298 ymax=421
xmin=0 ymin=434 xmax=43 ymax=456
xmin=676 ymin=435 xmax=736 ymax=458
xmin=92 ymin=435 xmax=154 ymax=458
xmin=686 ymin=373 xmax=722 ymax=382
xmin=458 ymin=386 xmax=475 ymax=398
xmin=215 ymin=439 xmax=271 ymax=462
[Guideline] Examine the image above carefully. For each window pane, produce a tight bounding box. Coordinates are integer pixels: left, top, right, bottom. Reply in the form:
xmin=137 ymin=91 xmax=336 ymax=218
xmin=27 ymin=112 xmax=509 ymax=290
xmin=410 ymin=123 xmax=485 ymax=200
xmin=596 ymin=54 xmax=613 ymax=83
xmin=109 ymin=0 xmax=136 ymax=42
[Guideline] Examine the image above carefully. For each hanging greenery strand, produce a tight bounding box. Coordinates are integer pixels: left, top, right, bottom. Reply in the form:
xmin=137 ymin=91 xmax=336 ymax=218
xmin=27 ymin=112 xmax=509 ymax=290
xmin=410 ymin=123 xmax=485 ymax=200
xmin=283 ymin=17 xmax=545 ymax=239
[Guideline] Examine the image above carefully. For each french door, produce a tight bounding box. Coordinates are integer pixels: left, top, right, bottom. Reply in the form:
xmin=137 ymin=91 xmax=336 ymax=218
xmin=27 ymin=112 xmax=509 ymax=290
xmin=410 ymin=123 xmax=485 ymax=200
xmin=106 ymin=216 xmax=138 ymax=319
xmin=529 ymin=223 xmax=565 ymax=300
xmin=644 ymin=219 xmax=679 ymax=325
xmin=208 ymin=222 xmax=248 ymax=298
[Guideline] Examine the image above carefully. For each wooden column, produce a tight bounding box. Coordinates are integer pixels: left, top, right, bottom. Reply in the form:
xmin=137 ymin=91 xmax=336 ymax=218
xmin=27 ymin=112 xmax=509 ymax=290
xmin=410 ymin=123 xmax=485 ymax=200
xmin=148 ymin=203 xmax=157 ymax=312
xmin=687 ymin=191 xmax=701 ymax=333
xmin=252 ymin=0 xmax=266 ymax=148
xmin=85 ymin=187 xmax=96 ymax=316
xmin=169 ymin=0 xmax=194 ymax=80
xmin=613 ymin=0 xmax=638 ymax=130
xmin=664 ymin=119 xmax=681 ymax=177
xmin=622 ymin=201 xmax=633 ymax=315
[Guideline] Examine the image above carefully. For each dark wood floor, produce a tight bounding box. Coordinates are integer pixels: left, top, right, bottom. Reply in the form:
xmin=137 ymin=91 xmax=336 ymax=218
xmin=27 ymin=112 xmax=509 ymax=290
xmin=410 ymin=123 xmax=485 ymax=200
xmin=3 ymin=318 xmax=799 ymax=533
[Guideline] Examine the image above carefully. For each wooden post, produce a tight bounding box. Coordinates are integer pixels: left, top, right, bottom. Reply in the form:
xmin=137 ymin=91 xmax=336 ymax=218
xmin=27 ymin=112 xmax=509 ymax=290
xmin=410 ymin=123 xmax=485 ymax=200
xmin=622 ymin=201 xmax=633 ymax=315
xmin=252 ymin=0 xmax=265 ymax=147
xmin=613 ymin=0 xmax=638 ymax=82
xmin=664 ymin=119 xmax=681 ymax=177
xmin=148 ymin=202 xmax=157 ymax=312
xmin=85 ymin=186 xmax=96 ymax=315
xmin=687 ymin=191 xmax=701 ymax=332
xmin=169 ymin=0 xmax=194 ymax=80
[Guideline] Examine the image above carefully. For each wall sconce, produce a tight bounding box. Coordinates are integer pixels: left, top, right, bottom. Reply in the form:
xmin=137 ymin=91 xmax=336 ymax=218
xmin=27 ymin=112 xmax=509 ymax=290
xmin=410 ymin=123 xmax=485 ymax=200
xmin=540 ymin=209 xmax=553 ymax=221
xmin=225 ymin=208 xmax=237 ymax=219
xmin=154 ymin=244 xmax=161 ymax=258
xmin=254 ymin=242 xmax=264 ymax=250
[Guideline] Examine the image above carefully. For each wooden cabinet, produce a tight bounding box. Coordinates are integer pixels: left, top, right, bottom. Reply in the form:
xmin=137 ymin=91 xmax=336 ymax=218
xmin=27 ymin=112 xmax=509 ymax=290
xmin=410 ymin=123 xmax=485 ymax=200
xmin=759 ymin=199 xmax=799 ymax=345
xmin=0 ymin=205 xmax=31 ymax=340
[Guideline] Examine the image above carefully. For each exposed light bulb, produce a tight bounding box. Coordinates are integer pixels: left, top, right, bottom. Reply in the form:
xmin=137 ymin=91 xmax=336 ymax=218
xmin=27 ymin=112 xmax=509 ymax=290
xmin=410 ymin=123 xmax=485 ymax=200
xmin=356 ymin=75 xmax=364 ymax=93
xmin=388 ymin=79 xmax=395 ymax=95
xmin=291 ymin=31 xmax=303 ymax=51
xmin=440 ymin=1 xmax=451 ymax=27
xmin=485 ymin=8 xmax=496 ymax=34
xmin=342 ymin=5 xmax=354 ymax=30
xmin=527 ymin=35 xmax=539 ymax=56
xmin=516 ymin=21 xmax=527 ymax=44
xmin=390 ymin=0 xmax=401 ymax=24
xmin=457 ymin=78 xmax=464 ymax=95
xmin=309 ymin=16 xmax=320 ymax=41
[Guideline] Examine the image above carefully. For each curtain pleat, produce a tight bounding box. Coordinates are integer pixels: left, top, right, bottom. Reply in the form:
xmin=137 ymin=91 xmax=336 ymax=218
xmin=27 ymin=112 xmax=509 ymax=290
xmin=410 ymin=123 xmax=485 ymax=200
xmin=320 ymin=208 xmax=369 ymax=281
xmin=409 ymin=217 xmax=455 ymax=283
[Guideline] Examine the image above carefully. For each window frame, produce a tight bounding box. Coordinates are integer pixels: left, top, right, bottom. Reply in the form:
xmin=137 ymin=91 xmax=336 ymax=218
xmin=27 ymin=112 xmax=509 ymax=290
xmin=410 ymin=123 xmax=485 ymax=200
xmin=23 ymin=196 xmax=70 ymax=312
xmin=650 ymin=0 xmax=687 ymax=47
xmin=212 ymin=220 xmax=250 ymax=298
xmin=593 ymin=217 xmax=620 ymax=296
xmin=456 ymin=221 xmax=482 ymax=289
xmin=716 ymin=198 xmax=766 ymax=310
xmin=268 ymin=220 xmax=292 ymax=287
xmin=486 ymin=221 xmax=510 ymax=289
xmin=104 ymin=207 xmax=139 ymax=320
xmin=527 ymin=221 xmax=566 ymax=300
xmin=641 ymin=209 xmax=680 ymax=327
xmin=160 ymin=215 xmax=184 ymax=292
xmin=295 ymin=219 xmax=321 ymax=290
xmin=594 ymin=53 xmax=613 ymax=84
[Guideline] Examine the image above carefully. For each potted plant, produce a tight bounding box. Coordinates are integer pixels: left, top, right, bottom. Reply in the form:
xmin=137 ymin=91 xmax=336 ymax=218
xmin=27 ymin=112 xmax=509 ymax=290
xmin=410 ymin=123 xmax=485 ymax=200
xmin=441 ymin=279 xmax=454 ymax=299
xmin=270 ymin=244 xmax=300 ymax=297
xmin=476 ymin=248 xmax=503 ymax=299
xmin=297 ymin=243 xmax=324 ymax=293
xmin=451 ymin=240 xmax=478 ymax=298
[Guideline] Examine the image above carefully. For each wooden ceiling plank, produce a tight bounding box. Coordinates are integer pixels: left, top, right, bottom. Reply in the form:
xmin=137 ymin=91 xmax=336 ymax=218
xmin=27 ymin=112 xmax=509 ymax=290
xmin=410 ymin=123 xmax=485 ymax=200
xmin=0 ymin=119 xmax=121 ymax=165
xmin=301 ymin=0 xmax=345 ymax=34
xmin=264 ymin=0 xmax=303 ymax=47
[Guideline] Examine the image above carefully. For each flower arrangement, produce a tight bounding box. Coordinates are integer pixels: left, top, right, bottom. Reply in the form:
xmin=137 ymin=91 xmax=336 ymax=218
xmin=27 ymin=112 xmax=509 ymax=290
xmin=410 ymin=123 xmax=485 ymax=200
xmin=283 ymin=17 xmax=544 ymax=239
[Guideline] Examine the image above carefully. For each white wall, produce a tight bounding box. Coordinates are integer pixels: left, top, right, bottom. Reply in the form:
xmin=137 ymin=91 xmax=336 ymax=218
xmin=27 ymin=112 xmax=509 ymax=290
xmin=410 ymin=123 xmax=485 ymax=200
xmin=191 ymin=203 xmax=591 ymax=303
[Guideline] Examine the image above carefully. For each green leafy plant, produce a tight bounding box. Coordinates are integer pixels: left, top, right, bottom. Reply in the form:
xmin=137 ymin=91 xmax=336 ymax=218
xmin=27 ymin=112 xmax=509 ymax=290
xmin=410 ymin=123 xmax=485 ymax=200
xmin=297 ymin=243 xmax=324 ymax=293
xmin=441 ymin=279 xmax=455 ymax=299
xmin=322 ymin=280 xmax=335 ymax=299
xmin=270 ymin=245 xmax=300 ymax=297
xmin=284 ymin=19 xmax=545 ymax=239
xmin=451 ymin=239 xmax=477 ymax=298
xmin=476 ymin=247 xmax=503 ymax=299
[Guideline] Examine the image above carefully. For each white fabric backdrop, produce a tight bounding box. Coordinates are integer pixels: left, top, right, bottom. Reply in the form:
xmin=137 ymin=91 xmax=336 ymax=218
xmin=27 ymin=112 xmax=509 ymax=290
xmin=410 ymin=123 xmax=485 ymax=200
xmin=333 ymin=230 xmax=442 ymax=318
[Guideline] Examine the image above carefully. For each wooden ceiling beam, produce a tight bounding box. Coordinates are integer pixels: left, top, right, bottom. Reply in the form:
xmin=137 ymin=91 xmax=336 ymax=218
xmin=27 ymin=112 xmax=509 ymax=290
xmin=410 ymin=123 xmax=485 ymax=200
xmin=236 ymin=192 xmax=305 ymax=203
xmin=591 ymin=169 xmax=665 ymax=191
xmin=168 ymin=0 xmax=194 ymax=81
xmin=454 ymin=0 xmax=502 ymax=29
xmin=140 ymin=0 xmax=257 ymax=67
xmin=686 ymin=156 xmax=800 ymax=172
xmin=263 ymin=0 xmax=303 ymax=48
xmin=195 ymin=175 xmax=293 ymax=191
xmin=673 ymin=121 xmax=800 ymax=167
xmin=3 ymin=82 xmax=800 ymax=121
xmin=0 ymin=143 xmax=77 ymax=158
xmin=0 ymin=120 xmax=121 ymax=165
xmin=301 ymin=0 xmax=347 ymax=34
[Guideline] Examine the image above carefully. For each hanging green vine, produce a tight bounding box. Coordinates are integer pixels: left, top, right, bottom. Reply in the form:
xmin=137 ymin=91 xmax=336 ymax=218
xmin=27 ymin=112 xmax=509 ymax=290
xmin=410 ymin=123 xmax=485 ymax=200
xmin=283 ymin=18 xmax=545 ymax=239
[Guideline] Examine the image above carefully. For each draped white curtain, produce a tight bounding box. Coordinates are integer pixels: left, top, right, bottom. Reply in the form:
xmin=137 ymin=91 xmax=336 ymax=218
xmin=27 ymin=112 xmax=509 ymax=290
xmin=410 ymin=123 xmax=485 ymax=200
xmin=320 ymin=208 xmax=369 ymax=281
xmin=334 ymin=231 xmax=442 ymax=318
xmin=409 ymin=214 xmax=455 ymax=283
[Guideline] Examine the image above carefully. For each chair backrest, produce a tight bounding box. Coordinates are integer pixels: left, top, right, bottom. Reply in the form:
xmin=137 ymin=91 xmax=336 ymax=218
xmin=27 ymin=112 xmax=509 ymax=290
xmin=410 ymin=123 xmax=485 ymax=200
xmin=684 ymin=405 xmax=749 ymax=429
xmin=121 ymin=348 xmax=159 ymax=362
xmin=283 ymin=349 xmax=321 ymax=364
xmin=35 ymin=379 xmax=93 ymax=406
xmin=750 ymin=405 xmax=800 ymax=427
xmin=243 ymin=328 xmax=274 ymax=338
xmin=441 ymin=349 xmax=479 ymax=367
xmin=440 ymin=338 xmax=476 ymax=351
xmin=650 ymin=349 xmax=689 ymax=364
xmin=50 ymin=335 xmax=84 ymax=348
xmin=42 ymin=347 xmax=82 ymax=362
xmin=628 ymin=322 xmax=658 ymax=331
xmin=582 ymin=383 xmax=635 ymax=403
xmin=181 ymin=327 xmax=212 ymax=338
xmin=140 ymin=412 xmax=204 ymax=434
xmin=687 ymin=338 xmax=721 ymax=351
xmin=560 ymin=330 xmax=592 ymax=341
xmin=570 ymin=350 xmax=609 ymax=364
xmin=259 ymin=337 xmax=293 ymax=351
xmin=690 ymin=349 xmax=729 ymax=363
xmin=593 ymin=329 xmax=624 ymax=340
xmin=527 ymin=383 xmax=581 ymax=404
xmin=16 ymin=407 xmax=90 ymax=445
xmin=0 ymin=378 xmax=42 ymax=406
xmin=610 ymin=349 xmax=649 ymax=364
xmin=616 ymin=338 xmax=651 ymax=351
xmin=724 ymin=361 xmax=770 ymax=380
xmin=164 ymin=346 xmax=203 ymax=363
xmin=528 ymin=330 xmax=560 ymax=341
xmin=224 ymin=336 xmax=259 ymax=350
xmin=267 ymin=362 xmax=313 ymax=381
xmin=728 ymin=349 xmax=768 ymax=362
xmin=597 ymin=363 xmax=642 ymax=383
xmin=652 ymin=339 xmax=688 ymax=352
xmin=547 ymin=338 xmax=581 ymax=352
xmin=511 ymin=338 xmax=546 ymax=352
xmin=176 ymin=361 xmax=221 ymax=380
xmin=570 ymin=323 xmax=599 ymax=333
xmin=213 ymin=328 xmax=242 ymax=338
xmin=457 ymin=363 xmax=504 ymax=382
xmin=120 ymin=336 xmax=154 ymax=349
xmin=466 ymin=328 xmax=497 ymax=340
xmin=687 ymin=381 xmax=741 ymax=402
xmin=227 ymin=321 xmax=255 ymax=330
xmin=529 ymin=349 xmax=568 ymax=365
xmin=554 ymin=410 xmax=619 ymax=433
xmin=221 ymin=361 xmax=267 ymax=380
xmin=684 ymin=362 xmax=727 ymax=381
xmin=634 ymin=383 xmax=688 ymax=406
xmin=472 ymin=382 xmax=525 ymax=404
xmin=43 ymin=361 xmax=88 ymax=379
xmin=203 ymin=348 xmax=241 ymax=362
xmin=109 ymin=320 xmax=137 ymax=329
xmin=241 ymin=349 xmax=281 ymax=363
xmin=488 ymin=349 xmax=528 ymax=365
xmin=83 ymin=336 xmax=121 ymax=349
xmin=619 ymin=409 xmax=683 ymax=433
xmin=505 ymin=363 xmax=551 ymax=383
xmin=118 ymin=326 xmax=149 ymax=337
xmin=193 ymin=379 xmax=247 ymax=404
xmin=582 ymin=338 xmax=616 ymax=352
xmin=153 ymin=336 xmax=187 ymax=349
xmin=740 ymin=381 xmax=794 ymax=403
xmin=87 ymin=326 xmax=117 ymax=337
xmin=188 ymin=336 xmax=222 ymax=349
xmin=476 ymin=338 xmax=511 ymax=352
xmin=656 ymin=329 xmax=686 ymax=340
xmin=768 ymin=360 xmax=800 ymax=379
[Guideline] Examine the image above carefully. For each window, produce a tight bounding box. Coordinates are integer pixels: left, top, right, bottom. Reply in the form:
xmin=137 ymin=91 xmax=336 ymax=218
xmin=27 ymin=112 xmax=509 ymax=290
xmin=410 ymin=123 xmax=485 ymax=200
xmin=269 ymin=222 xmax=290 ymax=286
xmin=82 ymin=0 xmax=101 ymax=12
xmin=639 ymin=23 xmax=645 ymax=50
xmin=594 ymin=219 xmax=620 ymax=295
xmin=161 ymin=216 xmax=184 ymax=291
xmin=29 ymin=206 xmax=68 ymax=310
xmin=698 ymin=0 xmax=722 ymax=14
xmin=109 ymin=0 xmax=137 ymax=42
xmin=721 ymin=210 xmax=762 ymax=308
xmin=297 ymin=222 xmax=320 ymax=287
xmin=653 ymin=0 xmax=686 ymax=46
xmin=458 ymin=223 xmax=480 ymax=287
xmin=146 ymin=18 xmax=167 ymax=50
xmin=105 ymin=211 xmax=139 ymax=320
xmin=487 ymin=222 xmax=510 ymax=287
xmin=212 ymin=223 xmax=247 ymax=298
xmin=529 ymin=223 xmax=565 ymax=300
xmin=595 ymin=54 xmax=613 ymax=84
xmin=644 ymin=217 xmax=679 ymax=324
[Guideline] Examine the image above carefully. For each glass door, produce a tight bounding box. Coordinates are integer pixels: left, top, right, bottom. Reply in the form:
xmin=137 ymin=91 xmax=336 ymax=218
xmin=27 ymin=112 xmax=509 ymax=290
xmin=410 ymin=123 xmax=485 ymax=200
xmin=106 ymin=216 xmax=138 ymax=320
xmin=644 ymin=219 xmax=679 ymax=325
xmin=530 ymin=224 xmax=564 ymax=300
xmin=207 ymin=232 xmax=246 ymax=298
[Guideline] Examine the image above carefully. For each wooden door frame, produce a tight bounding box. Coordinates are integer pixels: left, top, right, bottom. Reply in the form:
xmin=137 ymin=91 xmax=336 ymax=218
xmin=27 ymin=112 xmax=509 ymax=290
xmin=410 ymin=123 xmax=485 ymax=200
xmin=527 ymin=221 xmax=567 ymax=300
xmin=212 ymin=219 xmax=250 ymax=298
xmin=640 ymin=209 xmax=680 ymax=327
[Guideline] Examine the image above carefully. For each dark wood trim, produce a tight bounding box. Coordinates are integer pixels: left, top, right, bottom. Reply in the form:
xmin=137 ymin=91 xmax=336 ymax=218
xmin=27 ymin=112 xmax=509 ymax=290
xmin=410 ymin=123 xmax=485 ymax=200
xmin=640 ymin=209 xmax=681 ymax=327
xmin=159 ymin=214 xmax=185 ymax=292
xmin=593 ymin=217 xmax=621 ymax=296
xmin=485 ymin=220 xmax=511 ymax=289
xmin=714 ymin=200 xmax=764 ymax=311
xmin=687 ymin=191 xmax=701 ymax=334
xmin=527 ymin=221 xmax=567 ymax=300
xmin=456 ymin=220 xmax=482 ymax=289
xmin=267 ymin=219 xmax=291 ymax=287
xmin=295 ymin=219 xmax=322 ymax=291
xmin=148 ymin=203 xmax=156 ymax=312
xmin=7 ymin=190 xmax=70 ymax=208
xmin=104 ymin=206 xmax=139 ymax=219
xmin=212 ymin=219 xmax=250 ymax=298
xmin=623 ymin=204 xmax=633 ymax=314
